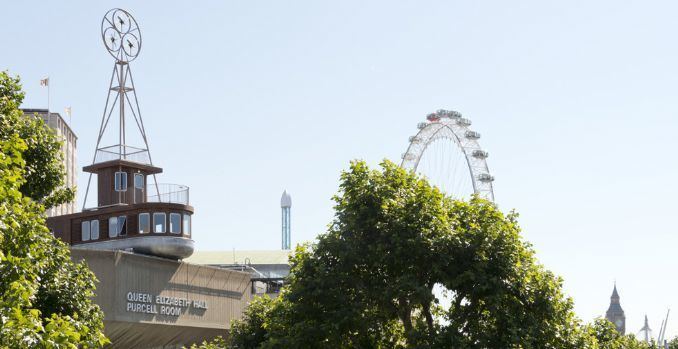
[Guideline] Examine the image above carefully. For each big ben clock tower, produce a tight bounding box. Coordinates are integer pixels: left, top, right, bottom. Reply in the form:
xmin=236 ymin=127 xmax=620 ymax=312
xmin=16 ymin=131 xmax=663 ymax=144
xmin=605 ymin=284 xmax=626 ymax=334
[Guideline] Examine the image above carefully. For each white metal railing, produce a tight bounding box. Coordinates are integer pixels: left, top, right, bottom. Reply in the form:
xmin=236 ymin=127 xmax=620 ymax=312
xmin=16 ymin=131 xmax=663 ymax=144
xmin=94 ymin=145 xmax=151 ymax=165
xmin=146 ymin=183 xmax=189 ymax=205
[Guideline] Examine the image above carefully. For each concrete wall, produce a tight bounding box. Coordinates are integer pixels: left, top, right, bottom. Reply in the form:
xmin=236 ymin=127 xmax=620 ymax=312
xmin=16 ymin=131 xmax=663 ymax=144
xmin=71 ymin=249 xmax=252 ymax=348
xmin=22 ymin=109 xmax=77 ymax=217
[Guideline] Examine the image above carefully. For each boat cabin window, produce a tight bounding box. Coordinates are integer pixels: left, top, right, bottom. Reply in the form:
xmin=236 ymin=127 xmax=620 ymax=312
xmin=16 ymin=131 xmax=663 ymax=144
xmin=134 ymin=173 xmax=144 ymax=189
xmin=118 ymin=216 xmax=127 ymax=236
xmin=81 ymin=221 xmax=90 ymax=241
xmin=139 ymin=213 xmax=150 ymax=234
xmin=109 ymin=217 xmax=117 ymax=238
xmin=169 ymin=213 xmax=181 ymax=234
xmin=91 ymin=220 xmax=100 ymax=240
xmin=109 ymin=216 xmax=127 ymax=237
xmin=153 ymin=213 xmax=166 ymax=233
xmin=183 ymin=214 xmax=191 ymax=237
xmin=115 ymin=172 xmax=127 ymax=192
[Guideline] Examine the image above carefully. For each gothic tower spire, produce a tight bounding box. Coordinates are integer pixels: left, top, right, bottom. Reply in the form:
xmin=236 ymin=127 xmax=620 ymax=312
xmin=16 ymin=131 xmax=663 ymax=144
xmin=605 ymin=283 xmax=626 ymax=334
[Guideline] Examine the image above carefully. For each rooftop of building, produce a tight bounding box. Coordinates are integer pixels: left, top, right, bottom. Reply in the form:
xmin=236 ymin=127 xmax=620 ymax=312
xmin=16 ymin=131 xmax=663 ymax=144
xmin=21 ymin=108 xmax=77 ymax=140
xmin=186 ymin=250 xmax=292 ymax=266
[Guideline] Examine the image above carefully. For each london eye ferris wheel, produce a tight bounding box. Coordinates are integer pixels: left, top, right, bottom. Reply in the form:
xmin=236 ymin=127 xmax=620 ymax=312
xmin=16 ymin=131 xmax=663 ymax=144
xmin=401 ymin=109 xmax=495 ymax=201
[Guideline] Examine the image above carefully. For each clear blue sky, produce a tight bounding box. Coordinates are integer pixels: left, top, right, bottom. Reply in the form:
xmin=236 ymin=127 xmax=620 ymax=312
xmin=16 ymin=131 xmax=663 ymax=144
xmin=4 ymin=0 xmax=678 ymax=338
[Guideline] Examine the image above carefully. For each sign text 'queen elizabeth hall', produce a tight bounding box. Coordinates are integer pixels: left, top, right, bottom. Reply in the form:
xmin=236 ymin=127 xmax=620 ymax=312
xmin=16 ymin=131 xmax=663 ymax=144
xmin=126 ymin=291 xmax=209 ymax=316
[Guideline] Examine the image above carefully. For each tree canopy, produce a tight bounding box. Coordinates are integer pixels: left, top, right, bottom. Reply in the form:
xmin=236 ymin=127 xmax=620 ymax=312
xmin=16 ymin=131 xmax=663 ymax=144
xmin=0 ymin=71 xmax=107 ymax=348
xmin=0 ymin=72 xmax=75 ymax=209
xmin=200 ymin=159 xmax=660 ymax=349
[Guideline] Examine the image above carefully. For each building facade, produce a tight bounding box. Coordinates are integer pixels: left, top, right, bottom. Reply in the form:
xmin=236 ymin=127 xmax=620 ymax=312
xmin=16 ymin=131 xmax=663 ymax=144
xmin=72 ymin=249 xmax=251 ymax=348
xmin=21 ymin=109 xmax=77 ymax=217
xmin=41 ymin=8 xmax=253 ymax=343
xmin=187 ymin=250 xmax=291 ymax=298
xmin=605 ymin=284 xmax=626 ymax=334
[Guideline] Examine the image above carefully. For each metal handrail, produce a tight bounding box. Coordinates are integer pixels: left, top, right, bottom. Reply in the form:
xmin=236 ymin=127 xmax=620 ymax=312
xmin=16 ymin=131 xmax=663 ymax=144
xmin=94 ymin=144 xmax=151 ymax=165
xmin=146 ymin=183 xmax=189 ymax=205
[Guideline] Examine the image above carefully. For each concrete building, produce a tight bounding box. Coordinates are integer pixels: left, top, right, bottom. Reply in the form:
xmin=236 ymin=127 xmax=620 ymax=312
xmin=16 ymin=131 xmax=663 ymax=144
xmin=43 ymin=8 xmax=254 ymax=344
xmin=42 ymin=101 xmax=255 ymax=347
xmin=187 ymin=250 xmax=291 ymax=298
xmin=72 ymin=249 xmax=250 ymax=348
xmin=21 ymin=109 xmax=77 ymax=217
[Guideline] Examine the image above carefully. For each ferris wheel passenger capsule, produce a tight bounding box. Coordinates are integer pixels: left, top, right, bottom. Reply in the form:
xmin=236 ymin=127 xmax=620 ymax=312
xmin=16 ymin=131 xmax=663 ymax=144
xmin=408 ymin=136 xmax=421 ymax=143
xmin=447 ymin=110 xmax=462 ymax=119
xmin=426 ymin=113 xmax=440 ymax=121
xmin=401 ymin=153 xmax=416 ymax=161
xmin=465 ymin=131 xmax=481 ymax=139
xmin=472 ymin=150 xmax=489 ymax=159
xmin=478 ymin=173 xmax=495 ymax=182
xmin=457 ymin=118 xmax=471 ymax=126
xmin=417 ymin=122 xmax=428 ymax=129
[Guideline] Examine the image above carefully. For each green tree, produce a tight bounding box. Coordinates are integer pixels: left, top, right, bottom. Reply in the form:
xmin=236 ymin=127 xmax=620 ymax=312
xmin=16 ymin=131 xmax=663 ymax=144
xmin=228 ymin=296 xmax=276 ymax=348
xmin=0 ymin=71 xmax=75 ymax=209
xmin=0 ymin=71 xmax=107 ymax=347
xmin=186 ymin=336 xmax=228 ymax=349
xmin=585 ymin=318 xmax=652 ymax=349
xmin=223 ymin=160 xmax=597 ymax=348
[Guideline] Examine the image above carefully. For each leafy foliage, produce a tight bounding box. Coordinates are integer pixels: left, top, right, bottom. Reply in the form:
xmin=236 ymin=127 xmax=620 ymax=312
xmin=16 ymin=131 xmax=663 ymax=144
xmin=186 ymin=336 xmax=228 ymax=349
xmin=0 ymin=71 xmax=75 ymax=209
xmin=206 ymin=160 xmax=635 ymax=349
xmin=228 ymin=296 xmax=277 ymax=349
xmin=668 ymin=336 xmax=678 ymax=349
xmin=188 ymin=160 xmax=669 ymax=349
xmin=585 ymin=318 xmax=652 ymax=349
xmin=0 ymin=71 xmax=107 ymax=347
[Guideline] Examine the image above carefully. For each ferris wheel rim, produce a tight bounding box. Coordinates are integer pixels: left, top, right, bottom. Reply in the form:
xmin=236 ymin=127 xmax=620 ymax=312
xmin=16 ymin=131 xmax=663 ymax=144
xmin=400 ymin=110 xmax=494 ymax=201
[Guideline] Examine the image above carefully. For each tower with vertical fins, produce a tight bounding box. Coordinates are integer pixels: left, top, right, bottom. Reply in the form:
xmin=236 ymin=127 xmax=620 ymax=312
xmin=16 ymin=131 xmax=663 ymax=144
xmin=281 ymin=190 xmax=292 ymax=250
xmin=638 ymin=315 xmax=652 ymax=343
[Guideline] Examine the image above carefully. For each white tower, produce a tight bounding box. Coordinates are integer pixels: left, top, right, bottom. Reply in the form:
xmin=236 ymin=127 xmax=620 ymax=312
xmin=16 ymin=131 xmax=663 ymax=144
xmin=281 ymin=190 xmax=292 ymax=250
xmin=638 ymin=315 xmax=652 ymax=343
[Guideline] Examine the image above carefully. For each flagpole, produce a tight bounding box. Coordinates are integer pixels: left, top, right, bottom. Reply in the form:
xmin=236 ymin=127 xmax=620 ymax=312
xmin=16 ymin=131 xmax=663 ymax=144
xmin=65 ymin=107 xmax=72 ymax=125
xmin=46 ymin=76 xmax=50 ymax=117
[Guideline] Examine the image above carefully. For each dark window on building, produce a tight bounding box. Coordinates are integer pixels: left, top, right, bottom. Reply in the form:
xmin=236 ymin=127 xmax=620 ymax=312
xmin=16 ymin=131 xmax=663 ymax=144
xmin=118 ymin=216 xmax=127 ymax=236
xmin=134 ymin=173 xmax=144 ymax=189
xmin=139 ymin=213 xmax=150 ymax=234
xmin=183 ymin=214 xmax=191 ymax=237
xmin=91 ymin=220 xmax=100 ymax=240
xmin=109 ymin=217 xmax=118 ymax=238
xmin=153 ymin=213 xmax=166 ymax=233
xmin=81 ymin=221 xmax=90 ymax=241
xmin=169 ymin=213 xmax=181 ymax=234
xmin=109 ymin=216 xmax=127 ymax=237
xmin=115 ymin=172 xmax=127 ymax=192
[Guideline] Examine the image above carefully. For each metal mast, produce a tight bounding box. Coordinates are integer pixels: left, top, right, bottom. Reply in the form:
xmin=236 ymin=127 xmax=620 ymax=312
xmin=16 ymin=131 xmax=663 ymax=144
xmin=657 ymin=309 xmax=670 ymax=348
xmin=82 ymin=8 xmax=160 ymax=209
